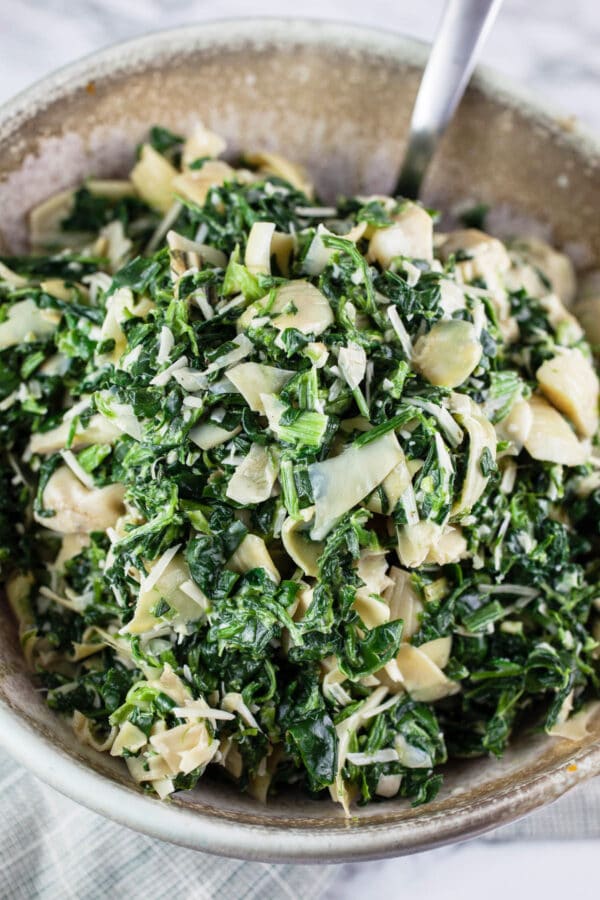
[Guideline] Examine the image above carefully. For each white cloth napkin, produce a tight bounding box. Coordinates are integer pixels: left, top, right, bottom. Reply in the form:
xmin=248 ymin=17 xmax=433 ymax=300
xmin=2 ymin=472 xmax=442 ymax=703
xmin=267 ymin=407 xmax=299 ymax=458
xmin=0 ymin=750 xmax=336 ymax=900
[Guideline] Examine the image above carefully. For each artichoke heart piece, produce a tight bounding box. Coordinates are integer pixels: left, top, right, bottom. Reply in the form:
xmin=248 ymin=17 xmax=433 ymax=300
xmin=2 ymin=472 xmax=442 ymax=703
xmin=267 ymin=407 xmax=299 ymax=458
xmin=131 ymin=144 xmax=178 ymax=213
xmin=353 ymin=550 xmax=393 ymax=629
xmin=303 ymin=222 xmax=367 ymax=276
xmin=6 ymin=572 xmax=38 ymax=666
xmin=495 ymin=399 xmax=532 ymax=455
xmin=111 ymin=721 xmax=148 ymax=757
xmin=271 ymin=231 xmax=296 ymax=276
xmin=547 ymin=701 xmax=600 ymax=741
xmin=365 ymin=461 xmax=413 ymax=514
xmin=536 ymin=348 xmax=599 ymax=438
xmin=34 ymin=466 xmax=125 ymax=534
xmin=509 ymin=236 xmax=576 ymax=306
xmin=244 ymin=221 xmax=275 ymax=275
xmin=383 ymin=566 xmax=423 ymax=640
xmin=149 ymin=720 xmax=219 ymax=777
xmin=424 ymin=526 xmax=468 ymax=565
xmin=238 ymin=279 xmax=334 ymax=336
xmin=97 ymin=220 xmax=133 ymax=273
xmin=53 ymin=533 xmax=90 ymax=571
xmin=227 ymin=534 xmax=280 ymax=584
xmin=166 ymin=229 xmax=227 ymax=273
xmin=6 ymin=572 xmax=35 ymax=634
xmin=95 ymin=393 xmax=143 ymax=442
xmin=182 ymin=122 xmax=227 ymax=167
xmin=245 ymin=150 xmax=313 ymax=197
xmin=29 ymin=189 xmax=75 ymax=248
xmin=0 ymin=298 xmax=60 ymax=350
xmin=439 ymin=279 xmax=467 ymax=316
xmin=0 ymin=261 xmax=27 ymax=287
xmin=524 ymin=396 xmax=589 ymax=467
xmin=438 ymin=229 xmax=511 ymax=285
xmin=40 ymin=278 xmax=79 ymax=301
xmin=173 ymin=160 xmax=235 ymax=208
xmin=367 ymin=202 xmax=433 ymax=268
xmin=392 ymin=643 xmax=460 ymax=703
xmin=270 ymin=281 xmax=334 ymax=335
xmin=226 ymin=362 xmax=295 ymax=413
xmin=397 ymin=521 xmax=442 ymax=569
xmin=450 ymin=394 xmax=497 ymax=517
xmin=413 ymin=320 xmax=482 ymax=389
xmin=125 ymin=553 xmax=207 ymax=635
xmin=189 ymin=421 xmax=241 ymax=451
xmin=97 ymin=287 xmax=155 ymax=366
xmin=281 ymin=508 xmax=323 ymax=577
xmin=226 ymin=443 xmax=279 ymax=505
xmin=308 ymin=432 xmax=405 ymax=540
xmin=29 ymin=412 xmax=122 ymax=456
xmin=419 ymin=636 xmax=453 ymax=669
xmin=338 ymin=342 xmax=367 ymax=391
xmin=537 ymin=293 xmax=583 ymax=343
xmin=72 ymin=711 xmax=116 ymax=753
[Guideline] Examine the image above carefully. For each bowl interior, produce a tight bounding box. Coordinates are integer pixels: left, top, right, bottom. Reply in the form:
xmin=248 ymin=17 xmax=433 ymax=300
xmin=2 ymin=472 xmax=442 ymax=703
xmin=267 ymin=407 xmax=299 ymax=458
xmin=1 ymin=19 xmax=599 ymax=862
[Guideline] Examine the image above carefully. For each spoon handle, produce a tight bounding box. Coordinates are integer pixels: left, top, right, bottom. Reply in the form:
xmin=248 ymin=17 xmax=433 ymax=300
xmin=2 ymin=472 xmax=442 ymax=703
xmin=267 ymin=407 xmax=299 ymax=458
xmin=395 ymin=0 xmax=503 ymax=199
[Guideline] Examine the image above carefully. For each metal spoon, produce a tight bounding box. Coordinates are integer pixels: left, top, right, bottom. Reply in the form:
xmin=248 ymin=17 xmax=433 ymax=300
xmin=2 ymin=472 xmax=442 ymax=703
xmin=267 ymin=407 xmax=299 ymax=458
xmin=395 ymin=0 xmax=503 ymax=199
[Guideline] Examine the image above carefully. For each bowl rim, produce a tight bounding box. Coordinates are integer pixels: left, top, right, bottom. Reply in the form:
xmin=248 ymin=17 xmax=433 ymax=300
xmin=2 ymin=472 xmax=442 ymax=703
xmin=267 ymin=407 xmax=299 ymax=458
xmin=0 ymin=16 xmax=598 ymax=155
xmin=1 ymin=16 xmax=599 ymax=863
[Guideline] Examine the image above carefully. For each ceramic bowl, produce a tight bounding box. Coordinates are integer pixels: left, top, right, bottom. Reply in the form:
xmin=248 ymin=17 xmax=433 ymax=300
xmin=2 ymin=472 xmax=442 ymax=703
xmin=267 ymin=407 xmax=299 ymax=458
xmin=1 ymin=18 xmax=599 ymax=863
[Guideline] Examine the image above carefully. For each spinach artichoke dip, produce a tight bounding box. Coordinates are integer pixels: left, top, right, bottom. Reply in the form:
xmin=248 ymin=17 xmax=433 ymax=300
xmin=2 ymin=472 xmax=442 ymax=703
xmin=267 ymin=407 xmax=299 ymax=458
xmin=2 ymin=123 xmax=600 ymax=811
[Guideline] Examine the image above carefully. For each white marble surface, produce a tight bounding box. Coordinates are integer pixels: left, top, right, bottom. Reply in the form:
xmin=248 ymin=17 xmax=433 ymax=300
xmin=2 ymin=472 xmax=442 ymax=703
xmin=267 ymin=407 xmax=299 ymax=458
xmin=1 ymin=2 xmax=599 ymax=898
xmin=325 ymin=840 xmax=600 ymax=900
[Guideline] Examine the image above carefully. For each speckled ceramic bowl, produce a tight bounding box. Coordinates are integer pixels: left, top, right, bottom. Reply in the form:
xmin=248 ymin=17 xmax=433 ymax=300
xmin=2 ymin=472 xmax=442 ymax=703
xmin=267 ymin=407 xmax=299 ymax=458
xmin=1 ymin=18 xmax=599 ymax=863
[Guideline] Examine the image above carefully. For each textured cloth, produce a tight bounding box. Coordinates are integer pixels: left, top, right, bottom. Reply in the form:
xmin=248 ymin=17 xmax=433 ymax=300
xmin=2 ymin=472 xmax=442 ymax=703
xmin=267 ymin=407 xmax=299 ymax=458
xmin=0 ymin=750 xmax=337 ymax=900
xmin=1 ymin=747 xmax=598 ymax=900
